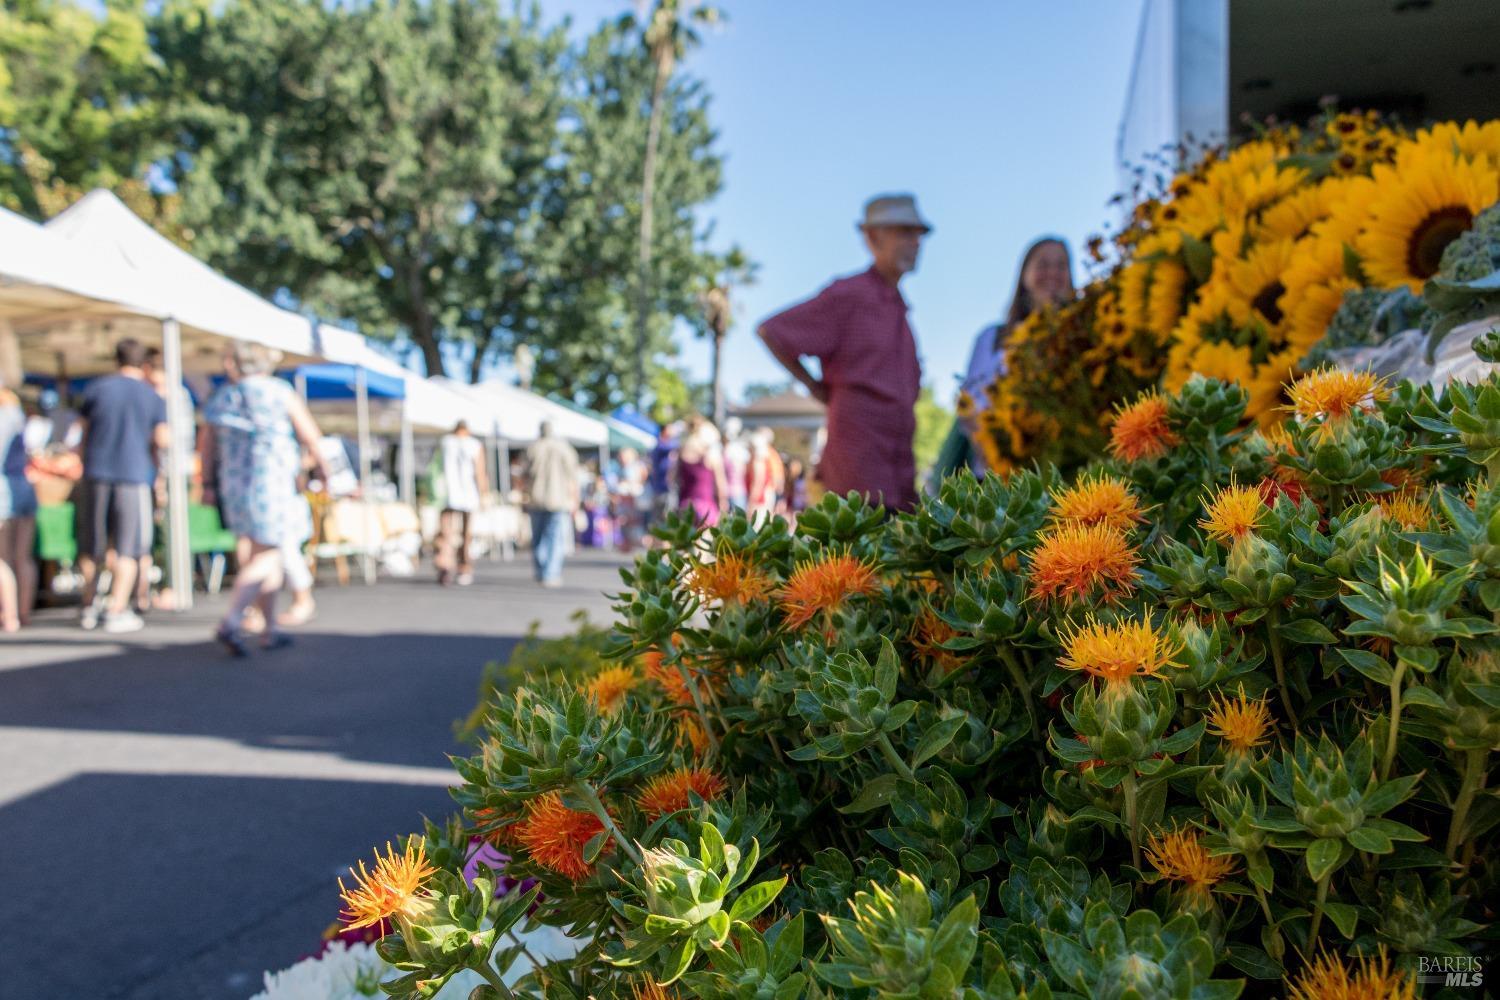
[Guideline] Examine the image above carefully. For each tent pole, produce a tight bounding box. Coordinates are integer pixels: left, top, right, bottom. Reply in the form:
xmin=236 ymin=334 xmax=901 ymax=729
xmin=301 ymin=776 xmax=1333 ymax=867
xmin=161 ymin=317 xmax=193 ymax=610
xmin=497 ymin=434 xmax=513 ymax=562
xmin=355 ymin=367 xmax=376 ymax=584
xmin=488 ymin=426 xmax=501 ymax=562
xmin=398 ymin=403 xmax=415 ymax=506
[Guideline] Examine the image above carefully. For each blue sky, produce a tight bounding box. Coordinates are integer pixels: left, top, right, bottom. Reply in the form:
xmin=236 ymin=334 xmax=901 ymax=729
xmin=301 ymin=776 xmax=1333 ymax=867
xmin=539 ymin=0 xmax=1147 ymax=406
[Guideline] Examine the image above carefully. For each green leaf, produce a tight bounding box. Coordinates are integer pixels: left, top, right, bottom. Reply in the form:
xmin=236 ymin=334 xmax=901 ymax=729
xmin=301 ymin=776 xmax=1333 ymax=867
xmin=873 ymin=637 xmax=899 ymax=701
xmin=767 ymin=912 xmax=805 ymax=978
xmin=1362 ymin=773 xmax=1422 ymax=816
xmin=1277 ymin=618 xmax=1338 ymax=644
xmin=1182 ymin=232 xmax=1214 ymax=284
xmin=658 ymin=938 xmax=696 ymax=985
xmin=1306 ymin=837 xmax=1345 ymax=882
xmin=729 ymin=877 xmax=787 ymax=925
xmin=838 ymin=773 xmax=904 ymax=814
xmin=1322 ymin=900 xmax=1360 ymax=939
xmin=910 ymin=712 xmax=968 ymax=768
xmin=1346 ymin=825 xmax=1393 ymax=854
xmin=1226 ymin=943 xmax=1283 ymax=980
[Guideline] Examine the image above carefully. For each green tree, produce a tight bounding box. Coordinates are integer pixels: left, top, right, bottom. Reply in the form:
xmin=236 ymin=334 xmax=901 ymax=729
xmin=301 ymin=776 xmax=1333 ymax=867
xmin=694 ymin=247 xmax=756 ymax=429
xmin=632 ymin=0 xmax=721 ymax=407
xmin=153 ymin=0 xmax=570 ymax=379
xmin=911 ymin=385 xmax=954 ymax=482
xmin=0 ymin=0 xmax=176 ymax=227
xmin=518 ymin=14 xmax=731 ymax=409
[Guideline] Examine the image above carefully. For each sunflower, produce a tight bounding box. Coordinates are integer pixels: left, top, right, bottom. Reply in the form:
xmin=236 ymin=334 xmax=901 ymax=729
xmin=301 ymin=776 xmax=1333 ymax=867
xmin=582 ymin=664 xmax=636 ymax=715
xmin=1356 ymin=149 xmax=1500 ymax=291
xmin=1287 ymin=947 xmax=1417 ymax=1000
xmin=636 ymin=766 xmax=727 ymax=820
xmin=1057 ymin=615 xmax=1178 ymax=684
xmin=1408 ymin=119 xmax=1500 ymax=169
xmin=1048 ymin=474 xmax=1145 ymax=531
xmin=1222 ymin=237 xmax=1300 ymax=330
xmin=338 ymin=838 xmax=437 ymax=933
xmin=1145 ymin=259 xmax=1188 ymax=343
xmin=1117 ymin=260 xmax=1152 ymax=330
xmin=685 ymin=551 xmax=775 ymax=606
xmin=1181 ymin=341 xmax=1255 ymax=394
xmin=512 ymin=791 xmax=606 ymax=881
xmin=1286 ymin=277 xmax=1358 ymax=356
xmin=1108 ymin=391 xmax=1179 ymax=462
xmin=1286 ymin=366 xmax=1385 ymax=422
xmin=1199 ymin=482 xmax=1265 ymax=544
xmin=1205 ymin=689 xmax=1273 ymax=752
xmin=1144 ymin=825 xmax=1236 ymax=902
xmin=777 ymin=553 xmax=880 ymax=630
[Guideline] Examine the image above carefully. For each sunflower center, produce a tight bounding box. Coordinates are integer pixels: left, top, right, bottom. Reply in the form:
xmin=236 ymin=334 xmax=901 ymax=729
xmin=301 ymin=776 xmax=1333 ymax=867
xmin=1251 ymin=280 xmax=1286 ymax=325
xmin=1407 ymin=205 xmax=1473 ymax=279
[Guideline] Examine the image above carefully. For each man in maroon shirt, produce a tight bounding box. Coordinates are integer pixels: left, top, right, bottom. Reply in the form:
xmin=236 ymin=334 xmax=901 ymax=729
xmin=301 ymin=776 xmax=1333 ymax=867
xmin=758 ymin=194 xmax=929 ymax=511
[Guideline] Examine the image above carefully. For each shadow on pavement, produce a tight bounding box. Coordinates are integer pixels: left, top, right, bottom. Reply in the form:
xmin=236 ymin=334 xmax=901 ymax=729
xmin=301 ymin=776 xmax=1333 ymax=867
xmin=0 ymin=630 xmax=516 ymax=766
xmin=1 ymin=771 xmax=454 ymax=1000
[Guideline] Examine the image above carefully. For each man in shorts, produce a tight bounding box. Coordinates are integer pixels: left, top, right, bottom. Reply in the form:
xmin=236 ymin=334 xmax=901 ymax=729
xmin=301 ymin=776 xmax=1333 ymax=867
xmin=76 ymin=338 xmax=169 ymax=632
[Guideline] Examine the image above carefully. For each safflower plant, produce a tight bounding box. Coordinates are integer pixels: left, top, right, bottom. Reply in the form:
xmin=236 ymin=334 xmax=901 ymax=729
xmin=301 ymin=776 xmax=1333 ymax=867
xmin=331 ymin=367 xmax=1500 ymax=998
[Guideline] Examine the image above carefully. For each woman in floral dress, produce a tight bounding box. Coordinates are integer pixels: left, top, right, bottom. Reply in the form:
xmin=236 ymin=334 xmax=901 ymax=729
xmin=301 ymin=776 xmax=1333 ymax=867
xmin=201 ymin=343 xmax=331 ymax=656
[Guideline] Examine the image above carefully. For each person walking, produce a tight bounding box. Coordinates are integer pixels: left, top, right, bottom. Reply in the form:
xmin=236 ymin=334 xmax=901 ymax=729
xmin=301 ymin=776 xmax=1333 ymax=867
xmin=434 ymin=420 xmax=487 ymax=587
xmin=675 ymin=415 xmax=729 ymax=527
xmin=524 ymin=420 xmax=579 ymax=588
xmin=932 ymin=236 xmax=1076 ymax=483
xmin=0 ymin=375 xmax=37 ymax=633
xmin=745 ymin=427 xmax=784 ymax=524
xmin=75 ymin=338 xmax=169 ymax=633
xmin=759 ymin=193 xmax=929 ymax=512
xmin=201 ymin=343 xmax=331 ymax=656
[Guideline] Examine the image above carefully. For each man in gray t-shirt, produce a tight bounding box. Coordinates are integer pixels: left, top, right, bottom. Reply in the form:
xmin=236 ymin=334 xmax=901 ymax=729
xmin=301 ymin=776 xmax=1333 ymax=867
xmin=524 ymin=421 xmax=579 ymax=588
xmin=76 ymin=338 xmax=168 ymax=633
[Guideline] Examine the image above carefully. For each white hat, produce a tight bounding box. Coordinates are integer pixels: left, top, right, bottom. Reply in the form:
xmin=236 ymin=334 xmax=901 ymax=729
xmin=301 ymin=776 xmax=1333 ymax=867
xmin=859 ymin=193 xmax=932 ymax=233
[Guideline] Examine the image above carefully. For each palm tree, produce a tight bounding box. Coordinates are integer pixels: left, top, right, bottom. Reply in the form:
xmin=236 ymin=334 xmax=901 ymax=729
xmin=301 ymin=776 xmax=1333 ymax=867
xmin=633 ymin=0 xmax=720 ymax=408
xmin=697 ymin=248 xmax=755 ymax=428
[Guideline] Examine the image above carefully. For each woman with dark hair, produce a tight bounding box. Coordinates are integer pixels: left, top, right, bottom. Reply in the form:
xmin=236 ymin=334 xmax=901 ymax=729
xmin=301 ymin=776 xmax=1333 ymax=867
xmin=930 ymin=237 xmax=1075 ymax=485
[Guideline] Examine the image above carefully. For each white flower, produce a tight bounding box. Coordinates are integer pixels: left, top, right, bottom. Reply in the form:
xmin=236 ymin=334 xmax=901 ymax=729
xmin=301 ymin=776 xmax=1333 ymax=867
xmin=250 ymin=942 xmax=385 ymax=1000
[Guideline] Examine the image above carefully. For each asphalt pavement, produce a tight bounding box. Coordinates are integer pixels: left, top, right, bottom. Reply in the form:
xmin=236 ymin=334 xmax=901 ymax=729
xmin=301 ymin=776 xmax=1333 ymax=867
xmin=0 ymin=550 xmax=626 ymax=1000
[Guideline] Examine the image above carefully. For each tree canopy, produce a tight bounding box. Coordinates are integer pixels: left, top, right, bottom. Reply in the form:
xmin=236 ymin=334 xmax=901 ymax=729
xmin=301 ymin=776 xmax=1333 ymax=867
xmin=1 ymin=0 xmax=742 ymax=411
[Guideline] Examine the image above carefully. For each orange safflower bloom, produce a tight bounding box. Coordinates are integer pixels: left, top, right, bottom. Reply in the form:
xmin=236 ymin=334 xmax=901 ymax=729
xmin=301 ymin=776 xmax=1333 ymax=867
xmin=631 ymin=977 xmax=675 ymax=1000
xmin=1377 ymin=488 xmax=1430 ymax=530
xmin=513 ymin=791 xmax=607 ymax=881
xmin=582 ymin=664 xmax=637 ymax=715
xmin=1286 ymin=366 xmax=1386 ymax=422
xmin=676 ymin=714 xmax=711 ymax=756
xmin=685 ymin=551 xmax=776 ymax=606
xmin=777 ymin=553 xmax=880 ymax=629
xmin=1058 ymin=616 xmax=1178 ymax=684
xmin=1205 ymin=690 xmax=1273 ymax=752
xmin=643 ymin=651 xmax=708 ymax=707
xmin=1048 ymin=474 xmax=1146 ymax=532
xmin=1145 ymin=825 xmax=1236 ymax=901
xmin=338 ymin=838 xmax=437 ymax=932
xmin=1199 ymin=483 xmax=1264 ymax=544
xmin=636 ymin=766 xmax=727 ymax=820
xmin=1108 ymin=392 xmax=1179 ymax=462
xmin=912 ymin=606 xmax=966 ymax=675
xmin=1028 ymin=524 xmax=1140 ymax=605
xmin=1288 ymin=947 xmax=1416 ymax=1000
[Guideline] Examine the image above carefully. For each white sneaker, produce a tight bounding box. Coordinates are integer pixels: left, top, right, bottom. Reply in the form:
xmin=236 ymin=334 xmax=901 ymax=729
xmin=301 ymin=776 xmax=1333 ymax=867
xmin=79 ymin=606 xmax=100 ymax=631
xmin=102 ymin=610 xmax=145 ymax=634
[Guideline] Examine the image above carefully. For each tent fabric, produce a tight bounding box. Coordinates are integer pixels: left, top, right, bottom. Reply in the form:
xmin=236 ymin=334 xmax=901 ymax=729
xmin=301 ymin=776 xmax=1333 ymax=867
xmin=38 ymin=190 xmax=326 ymax=369
xmin=291 ymin=364 xmax=406 ymax=401
xmin=611 ymin=406 xmax=660 ymax=437
xmin=550 ymin=396 xmax=654 ymax=451
xmin=433 ymin=377 xmax=607 ymax=446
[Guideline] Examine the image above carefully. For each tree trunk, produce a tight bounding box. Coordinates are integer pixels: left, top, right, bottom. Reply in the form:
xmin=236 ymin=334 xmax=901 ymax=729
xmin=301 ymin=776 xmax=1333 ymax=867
xmin=468 ymin=331 xmax=492 ymax=384
xmin=711 ymin=332 xmax=725 ymax=429
xmin=413 ymin=318 xmax=444 ymax=379
xmin=634 ymin=55 xmax=671 ymax=409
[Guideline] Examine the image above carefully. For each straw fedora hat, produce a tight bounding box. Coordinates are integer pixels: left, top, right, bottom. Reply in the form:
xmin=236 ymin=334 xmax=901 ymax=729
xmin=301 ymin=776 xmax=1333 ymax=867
xmin=858 ymin=193 xmax=932 ymax=233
